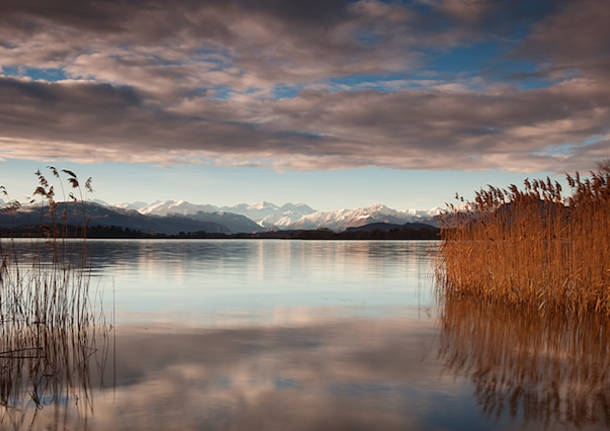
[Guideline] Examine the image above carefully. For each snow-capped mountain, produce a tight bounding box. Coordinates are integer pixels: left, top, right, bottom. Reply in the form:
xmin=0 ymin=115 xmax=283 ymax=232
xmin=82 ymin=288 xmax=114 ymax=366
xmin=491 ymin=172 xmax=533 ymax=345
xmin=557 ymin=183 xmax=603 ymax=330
xmin=4 ymin=198 xmax=439 ymax=234
xmin=113 ymin=200 xmax=439 ymax=231
xmin=286 ymin=204 xmax=440 ymax=231
xmin=219 ymin=201 xmax=280 ymax=223
xmin=135 ymin=200 xmax=264 ymax=232
xmin=115 ymin=201 xmax=148 ymax=211
xmin=138 ymin=200 xmax=218 ymax=216
xmin=228 ymin=202 xmax=315 ymax=227
xmin=129 ymin=200 xmax=315 ymax=228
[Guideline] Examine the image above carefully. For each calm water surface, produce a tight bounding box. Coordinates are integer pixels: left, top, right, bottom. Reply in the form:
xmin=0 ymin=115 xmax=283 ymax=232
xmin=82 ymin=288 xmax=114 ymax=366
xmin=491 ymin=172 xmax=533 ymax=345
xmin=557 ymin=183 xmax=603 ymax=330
xmin=2 ymin=239 xmax=608 ymax=430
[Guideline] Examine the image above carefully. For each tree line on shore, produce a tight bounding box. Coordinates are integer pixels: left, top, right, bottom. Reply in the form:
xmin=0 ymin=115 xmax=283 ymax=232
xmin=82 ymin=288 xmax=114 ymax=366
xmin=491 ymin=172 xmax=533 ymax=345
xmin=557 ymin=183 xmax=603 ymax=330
xmin=0 ymin=223 xmax=440 ymax=240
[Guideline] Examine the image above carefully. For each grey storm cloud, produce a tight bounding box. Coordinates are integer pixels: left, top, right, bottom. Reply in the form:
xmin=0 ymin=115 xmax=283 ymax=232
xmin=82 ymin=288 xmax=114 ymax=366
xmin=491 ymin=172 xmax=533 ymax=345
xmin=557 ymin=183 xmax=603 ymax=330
xmin=0 ymin=0 xmax=608 ymax=172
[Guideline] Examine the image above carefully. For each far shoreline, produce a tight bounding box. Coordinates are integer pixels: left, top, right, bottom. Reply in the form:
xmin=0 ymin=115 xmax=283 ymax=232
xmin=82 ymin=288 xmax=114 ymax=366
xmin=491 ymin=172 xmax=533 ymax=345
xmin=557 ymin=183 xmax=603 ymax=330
xmin=0 ymin=223 xmax=440 ymax=241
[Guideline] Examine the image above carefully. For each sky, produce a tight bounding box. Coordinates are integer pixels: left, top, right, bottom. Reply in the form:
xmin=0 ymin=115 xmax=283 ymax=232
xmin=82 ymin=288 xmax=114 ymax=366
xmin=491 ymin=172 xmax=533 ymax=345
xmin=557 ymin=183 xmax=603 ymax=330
xmin=0 ymin=0 xmax=608 ymax=210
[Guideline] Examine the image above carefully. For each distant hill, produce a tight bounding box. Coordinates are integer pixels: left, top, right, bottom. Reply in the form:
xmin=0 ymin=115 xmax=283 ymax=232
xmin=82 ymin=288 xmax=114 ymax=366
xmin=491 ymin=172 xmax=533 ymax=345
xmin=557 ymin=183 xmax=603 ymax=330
xmin=0 ymin=202 xmax=231 ymax=235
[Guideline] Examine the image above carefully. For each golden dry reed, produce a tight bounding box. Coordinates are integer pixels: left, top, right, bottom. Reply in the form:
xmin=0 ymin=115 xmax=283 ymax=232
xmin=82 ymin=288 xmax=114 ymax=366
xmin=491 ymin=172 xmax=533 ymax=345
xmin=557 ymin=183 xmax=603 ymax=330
xmin=437 ymin=163 xmax=609 ymax=316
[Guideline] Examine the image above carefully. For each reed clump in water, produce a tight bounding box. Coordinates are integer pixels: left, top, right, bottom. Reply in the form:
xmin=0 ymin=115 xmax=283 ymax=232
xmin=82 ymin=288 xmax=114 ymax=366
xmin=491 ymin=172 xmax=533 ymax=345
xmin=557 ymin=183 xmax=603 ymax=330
xmin=437 ymin=163 xmax=609 ymax=316
xmin=0 ymin=168 xmax=109 ymax=427
xmin=1 ymin=167 xmax=96 ymax=328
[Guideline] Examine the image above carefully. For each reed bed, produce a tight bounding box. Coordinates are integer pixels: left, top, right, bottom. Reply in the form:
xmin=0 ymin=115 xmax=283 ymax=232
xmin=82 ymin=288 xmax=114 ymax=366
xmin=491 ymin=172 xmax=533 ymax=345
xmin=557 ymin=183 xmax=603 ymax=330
xmin=0 ymin=168 xmax=109 ymax=428
xmin=436 ymin=164 xmax=609 ymax=316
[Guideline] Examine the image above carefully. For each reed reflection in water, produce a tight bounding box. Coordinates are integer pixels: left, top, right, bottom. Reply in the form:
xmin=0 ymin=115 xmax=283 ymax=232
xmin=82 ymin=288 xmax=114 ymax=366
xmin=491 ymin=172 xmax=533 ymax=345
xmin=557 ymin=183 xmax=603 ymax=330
xmin=0 ymin=323 xmax=110 ymax=430
xmin=0 ymin=237 xmax=111 ymax=430
xmin=438 ymin=294 xmax=610 ymax=428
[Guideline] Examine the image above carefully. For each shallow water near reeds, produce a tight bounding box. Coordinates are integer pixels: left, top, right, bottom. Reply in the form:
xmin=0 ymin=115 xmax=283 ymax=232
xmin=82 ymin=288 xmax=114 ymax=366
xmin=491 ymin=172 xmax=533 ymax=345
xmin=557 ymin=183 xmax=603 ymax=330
xmin=1 ymin=239 xmax=608 ymax=430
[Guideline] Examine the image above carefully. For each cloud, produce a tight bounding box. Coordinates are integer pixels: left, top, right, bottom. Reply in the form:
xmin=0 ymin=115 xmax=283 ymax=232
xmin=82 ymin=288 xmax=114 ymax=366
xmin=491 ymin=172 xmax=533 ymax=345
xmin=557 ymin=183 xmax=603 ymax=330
xmin=514 ymin=0 xmax=610 ymax=80
xmin=0 ymin=73 xmax=608 ymax=172
xmin=0 ymin=0 xmax=608 ymax=173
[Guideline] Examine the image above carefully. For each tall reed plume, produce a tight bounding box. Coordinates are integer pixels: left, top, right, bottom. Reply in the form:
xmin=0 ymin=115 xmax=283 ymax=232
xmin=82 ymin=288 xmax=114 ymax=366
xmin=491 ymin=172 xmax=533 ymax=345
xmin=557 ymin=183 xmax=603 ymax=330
xmin=437 ymin=163 xmax=609 ymax=316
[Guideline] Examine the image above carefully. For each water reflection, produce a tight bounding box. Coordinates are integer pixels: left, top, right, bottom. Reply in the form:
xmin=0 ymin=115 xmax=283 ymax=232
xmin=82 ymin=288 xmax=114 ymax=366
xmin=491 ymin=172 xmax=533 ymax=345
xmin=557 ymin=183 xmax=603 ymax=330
xmin=438 ymin=295 xmax=610 ymax=428
xmin=6 ymin=240 xmax=439 ymax=324
xmin=0 ymin=323 xmax=109 ymax=430
xmin=10 ymin=315 xmax=479 ymax=430
xmin=2 ymin=303 xmax=608 ymax=430
xmin=2 ymin=239 xmax=607 ymax=430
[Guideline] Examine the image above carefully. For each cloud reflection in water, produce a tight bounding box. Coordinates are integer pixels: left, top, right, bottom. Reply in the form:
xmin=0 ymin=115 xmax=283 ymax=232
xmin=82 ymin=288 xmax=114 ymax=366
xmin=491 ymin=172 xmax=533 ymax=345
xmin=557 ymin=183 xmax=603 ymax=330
xmin=7 ymin=305 xmax=608 ymax=430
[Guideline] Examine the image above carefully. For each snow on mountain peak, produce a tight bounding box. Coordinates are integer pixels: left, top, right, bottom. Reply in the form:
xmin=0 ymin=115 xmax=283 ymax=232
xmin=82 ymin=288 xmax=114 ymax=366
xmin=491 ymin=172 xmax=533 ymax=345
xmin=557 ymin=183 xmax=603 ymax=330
xmin=103 ymin=199 xmax=438 ymax=231
xmin=250 ymin=201 xmax=278 ymax=210
xmin=132 ymin=200 xmax=315 ymax=227
xmin=115 ymin=201 xmax=149 ymax=211
xmin=139 ymin=200 xmax=218 ymax=216
xmin=286 ymin=204 xmax=439 ymax=231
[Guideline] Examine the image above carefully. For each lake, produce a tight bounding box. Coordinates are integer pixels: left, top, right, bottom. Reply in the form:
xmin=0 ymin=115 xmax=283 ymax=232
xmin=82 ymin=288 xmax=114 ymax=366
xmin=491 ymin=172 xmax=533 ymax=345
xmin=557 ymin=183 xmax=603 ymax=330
xmin=1 ymin=239 xmax=608 ymax=430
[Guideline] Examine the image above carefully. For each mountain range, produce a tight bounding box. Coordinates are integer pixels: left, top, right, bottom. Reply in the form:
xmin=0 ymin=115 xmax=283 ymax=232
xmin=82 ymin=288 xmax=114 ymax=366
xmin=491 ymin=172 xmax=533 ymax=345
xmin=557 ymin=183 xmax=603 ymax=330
xmin=117 ymin=200 xmax=440 ymax=231
xmin=130 ymin=200 xmax=317 ymax=228
xmin=286 ymin=203 xmax=439 ymax=231
xmin=0 ymin=199 xmax=440 ymax=234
